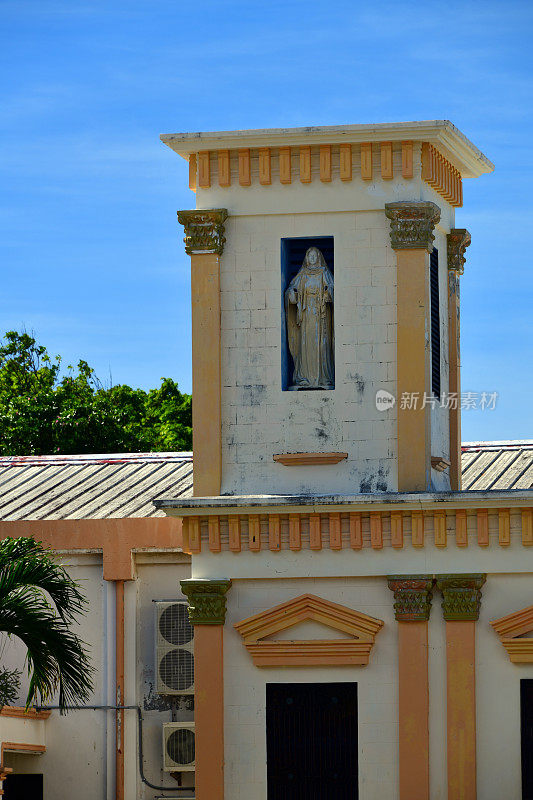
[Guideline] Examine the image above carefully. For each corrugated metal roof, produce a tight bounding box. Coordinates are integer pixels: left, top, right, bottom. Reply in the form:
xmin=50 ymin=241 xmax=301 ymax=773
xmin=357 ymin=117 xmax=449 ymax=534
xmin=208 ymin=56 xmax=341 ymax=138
xmin=0 ymin=442 xmax=530 ymax=521
xmin=0 ymin=453 xmax=193 ymax=520
xmin=461 ymin=441 xmax=533 ymax=490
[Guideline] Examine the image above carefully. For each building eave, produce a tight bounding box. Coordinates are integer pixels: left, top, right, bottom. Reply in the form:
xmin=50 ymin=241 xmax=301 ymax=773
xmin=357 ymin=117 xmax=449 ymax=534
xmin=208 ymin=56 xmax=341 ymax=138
xmin=155 ymin=489 xmax=533 ymax=518
xmin=160 ymin=119 xmax=494 ymax=179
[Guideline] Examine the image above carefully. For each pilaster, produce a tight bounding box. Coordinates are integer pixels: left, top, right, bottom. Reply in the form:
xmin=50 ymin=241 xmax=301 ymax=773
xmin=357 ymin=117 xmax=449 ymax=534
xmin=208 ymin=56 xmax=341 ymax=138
xmin=177 ymin=209 xmax=228 ymax=496
xmin=180 ymin=579 xmax=232 ymax=800
xmin=447 ymin=229 xmax=471 ymax=490
xmin=385 ymin=201 xmax=441 ymax=492
xmin=387 ymin=576 xmax=434 ymax=800
xmin=436 ymin=574 xmax=486 ymax=800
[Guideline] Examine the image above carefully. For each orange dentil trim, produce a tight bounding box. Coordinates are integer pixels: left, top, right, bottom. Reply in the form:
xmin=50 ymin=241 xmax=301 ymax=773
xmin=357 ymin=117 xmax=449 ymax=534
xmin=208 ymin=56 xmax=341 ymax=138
xmin=258 ymin=148 xmax=271 ymax=185
xmin=319 ymin=145 xmax=332 ymax=182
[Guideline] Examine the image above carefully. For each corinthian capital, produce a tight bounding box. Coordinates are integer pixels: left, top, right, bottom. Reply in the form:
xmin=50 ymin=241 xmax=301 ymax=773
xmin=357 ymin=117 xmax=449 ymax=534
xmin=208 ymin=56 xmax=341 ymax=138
xmin=387 ymin=575 xmax=434 ymax=621
xmin=447 ymin=228 xmax=471 ymax=275
xmin=180 ymin=578 xmax=232 ymax=625
xmin=177 ymin=208 xmax=228 ymax=255
xmin=385 ymin=201 xmax=441 ymax=252
xmin=436 ymin=574 xmax=486 ymax=621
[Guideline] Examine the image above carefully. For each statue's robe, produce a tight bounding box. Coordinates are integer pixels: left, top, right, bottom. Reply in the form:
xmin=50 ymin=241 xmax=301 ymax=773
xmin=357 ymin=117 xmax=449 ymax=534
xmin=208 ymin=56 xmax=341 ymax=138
xmin=285 ymin=264 xmax=334 ymax=389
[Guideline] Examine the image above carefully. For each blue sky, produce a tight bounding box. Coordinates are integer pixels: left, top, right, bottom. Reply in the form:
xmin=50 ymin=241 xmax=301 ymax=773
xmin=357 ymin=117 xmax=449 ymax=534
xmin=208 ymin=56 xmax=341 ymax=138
xmin=1 ymin=0 xmax=532 ymax=442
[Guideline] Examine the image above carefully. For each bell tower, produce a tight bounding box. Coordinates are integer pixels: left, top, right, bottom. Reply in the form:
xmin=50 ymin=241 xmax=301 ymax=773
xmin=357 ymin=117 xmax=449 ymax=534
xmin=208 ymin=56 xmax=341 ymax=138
xmin=157 ymin=121 xmax=497 ymax=800
xmin=162 ymin=121 xmax=492 ymax=496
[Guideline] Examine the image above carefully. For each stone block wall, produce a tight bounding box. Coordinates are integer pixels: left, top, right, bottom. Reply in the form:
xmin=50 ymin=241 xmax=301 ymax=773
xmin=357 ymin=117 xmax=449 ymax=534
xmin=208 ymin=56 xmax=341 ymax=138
xmin=220 ymin=210 xmax=399 ymax=495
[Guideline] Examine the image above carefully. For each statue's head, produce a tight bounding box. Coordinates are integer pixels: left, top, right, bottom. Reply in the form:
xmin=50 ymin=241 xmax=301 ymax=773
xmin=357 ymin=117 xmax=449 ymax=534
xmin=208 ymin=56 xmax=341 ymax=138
xmin=305 ymin=246 xmax=324 ymax=269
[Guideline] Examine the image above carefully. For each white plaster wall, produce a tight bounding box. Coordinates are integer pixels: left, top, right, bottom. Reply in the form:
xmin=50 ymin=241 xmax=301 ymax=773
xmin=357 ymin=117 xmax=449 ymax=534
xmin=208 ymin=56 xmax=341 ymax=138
xmin=476 ymin=573 xmax=533 ymax=799
xmin=218 ymin=565 xmax=532 ymax=800
xmin=220 ymin=209 xmax=399 ymax=496
xmin=224 ymin=577 xmax=399 ymax=800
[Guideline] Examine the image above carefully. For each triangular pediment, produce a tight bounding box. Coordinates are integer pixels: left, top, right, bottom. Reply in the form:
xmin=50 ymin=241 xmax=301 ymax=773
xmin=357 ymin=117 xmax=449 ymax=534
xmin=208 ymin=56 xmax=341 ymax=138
xmin=234 ymin=594 xmax=384 ymax=667
xmin=490 ymin=604 xmax=533 ymax=663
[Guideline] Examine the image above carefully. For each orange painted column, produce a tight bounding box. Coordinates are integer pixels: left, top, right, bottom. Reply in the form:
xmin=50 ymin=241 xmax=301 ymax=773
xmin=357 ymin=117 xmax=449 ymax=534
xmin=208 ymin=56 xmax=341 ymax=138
xmin=385 ymin=202 xmax=441 ymax=492
xmin=177 ymin=209 xmax=228 ymax=497
xmin=436 ymin=575 xmax=486 ymax=800
xmin=388 ymin=576 xmax=434 ymax=800
xmin=181 ymin=579 xmax=232 ymax=800
xmin=115 ymin=579 xmax=125 ymax=800
xmin=446 ymin=230 xmax=471 ymax=490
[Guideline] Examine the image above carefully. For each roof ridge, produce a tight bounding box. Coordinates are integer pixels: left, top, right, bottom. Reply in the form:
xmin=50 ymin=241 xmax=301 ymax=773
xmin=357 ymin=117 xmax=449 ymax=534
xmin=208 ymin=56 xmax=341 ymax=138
xmin=462 ymin=440 xmax=533 ymax=451
xmin=0 ymin=452 xmax=193 ymax=466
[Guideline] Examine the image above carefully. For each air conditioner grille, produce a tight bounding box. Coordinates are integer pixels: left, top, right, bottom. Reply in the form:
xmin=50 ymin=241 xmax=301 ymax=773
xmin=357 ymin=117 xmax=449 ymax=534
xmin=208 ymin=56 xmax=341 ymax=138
xmin=159 ymin=603 xmax=193 ymax=646
xmin=166 ymin=728 xmax=195 ymax=766
xmin=159 ymin=648 xmax=194 ymax=692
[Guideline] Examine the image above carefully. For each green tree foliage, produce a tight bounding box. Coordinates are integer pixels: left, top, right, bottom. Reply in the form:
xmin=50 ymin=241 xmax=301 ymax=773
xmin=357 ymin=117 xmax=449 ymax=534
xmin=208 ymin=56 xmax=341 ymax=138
xmin=0 ymin=331 xmax=192 ymax=455
xmin=0 ymin=537 xmax=94 ymax=710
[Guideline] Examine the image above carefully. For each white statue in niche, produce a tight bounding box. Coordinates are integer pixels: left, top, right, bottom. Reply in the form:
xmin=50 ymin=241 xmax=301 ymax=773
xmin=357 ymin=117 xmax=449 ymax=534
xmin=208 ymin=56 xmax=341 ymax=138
xmin=285 ymin=246 xmax=334 ymax=390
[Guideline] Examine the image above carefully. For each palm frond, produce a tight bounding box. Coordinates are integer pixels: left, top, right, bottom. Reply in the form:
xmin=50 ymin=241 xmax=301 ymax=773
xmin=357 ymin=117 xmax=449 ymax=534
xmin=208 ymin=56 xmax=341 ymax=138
xmin=0 ymin=537 xmax=87 ymax=622
xmin=0 ymin=537 xmax=94 ymax=711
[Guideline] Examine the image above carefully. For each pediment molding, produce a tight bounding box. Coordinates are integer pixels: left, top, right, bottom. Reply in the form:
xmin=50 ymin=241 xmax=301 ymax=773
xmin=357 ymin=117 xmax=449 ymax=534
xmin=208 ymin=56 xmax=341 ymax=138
xmin=490 ymin=604 xmax=533 ymax=663
xmin=234 ymin=593 xmax=383 ymax=667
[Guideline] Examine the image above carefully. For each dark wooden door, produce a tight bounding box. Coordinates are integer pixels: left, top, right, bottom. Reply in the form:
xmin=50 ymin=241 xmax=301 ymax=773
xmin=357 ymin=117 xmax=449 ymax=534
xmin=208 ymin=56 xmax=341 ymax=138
xmin=266 ymin=682 xmax=358 ymax=800
xmin=522 ymin=680 xmax=533 ymax=798
xmin=3 ymin=774 xmax=43 ymax=800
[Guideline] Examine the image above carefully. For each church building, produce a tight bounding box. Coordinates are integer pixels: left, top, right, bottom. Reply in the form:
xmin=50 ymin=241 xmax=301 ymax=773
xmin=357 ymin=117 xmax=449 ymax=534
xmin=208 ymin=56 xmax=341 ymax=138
xmin=156 ymin=121 xmax=533 ymax=800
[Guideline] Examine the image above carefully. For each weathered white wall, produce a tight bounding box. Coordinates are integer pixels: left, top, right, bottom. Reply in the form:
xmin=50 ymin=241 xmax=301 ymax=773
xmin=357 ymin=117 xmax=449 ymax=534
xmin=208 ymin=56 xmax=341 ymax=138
xmin=224 ymin=576 xmax=399 ymax=800
xmin=220 ymin=209 xmax=399 ymax=496
xmin=200 ymin=141 xmax=456 ymax=498
xmin=477 ymin=573 xmax=533 ymax=799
